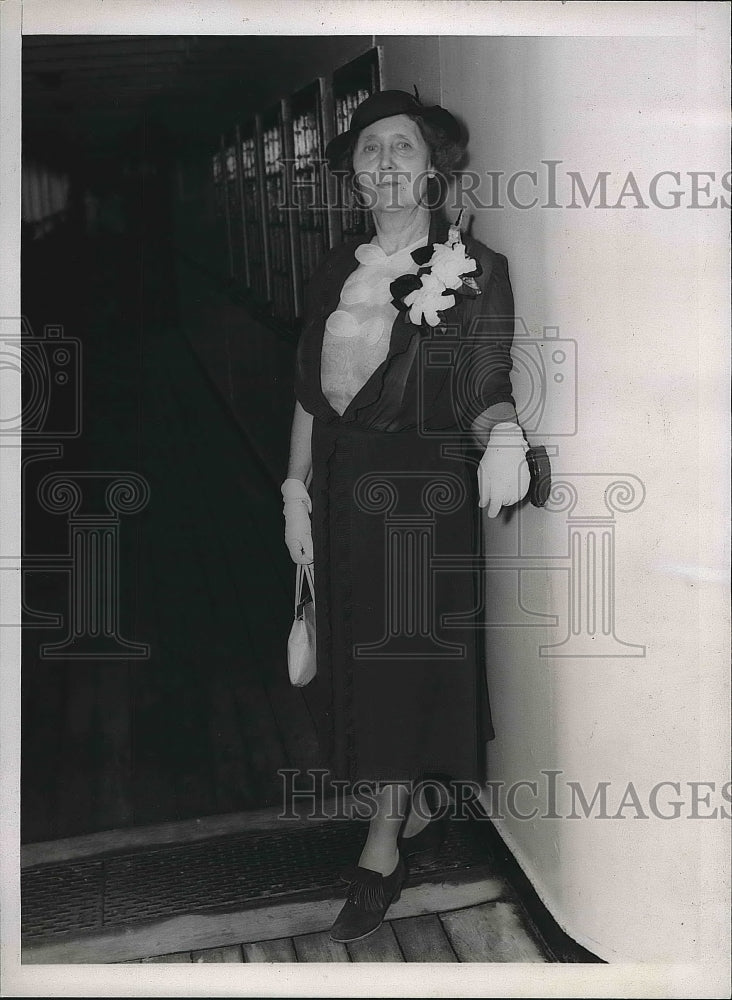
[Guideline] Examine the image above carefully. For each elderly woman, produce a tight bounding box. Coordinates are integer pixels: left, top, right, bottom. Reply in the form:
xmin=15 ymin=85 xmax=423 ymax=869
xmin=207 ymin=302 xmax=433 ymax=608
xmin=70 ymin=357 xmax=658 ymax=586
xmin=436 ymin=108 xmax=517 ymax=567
xmin=282 ymin=89 xmax=530 ymax=942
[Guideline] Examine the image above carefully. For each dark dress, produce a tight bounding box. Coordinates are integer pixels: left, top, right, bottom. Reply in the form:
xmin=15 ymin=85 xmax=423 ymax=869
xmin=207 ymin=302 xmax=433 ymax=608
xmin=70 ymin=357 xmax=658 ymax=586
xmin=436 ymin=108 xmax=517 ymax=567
xmin=294 ymin=211 xmax=517 ymax=786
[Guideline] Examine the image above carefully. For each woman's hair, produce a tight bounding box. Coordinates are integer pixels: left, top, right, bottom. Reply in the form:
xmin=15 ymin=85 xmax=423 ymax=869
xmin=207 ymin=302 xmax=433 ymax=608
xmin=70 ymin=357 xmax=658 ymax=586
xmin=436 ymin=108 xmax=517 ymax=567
xmin=412 ymin=116 xmax=466 ymax=176
xmin=328 ymin=114 xmax=467 ymax=179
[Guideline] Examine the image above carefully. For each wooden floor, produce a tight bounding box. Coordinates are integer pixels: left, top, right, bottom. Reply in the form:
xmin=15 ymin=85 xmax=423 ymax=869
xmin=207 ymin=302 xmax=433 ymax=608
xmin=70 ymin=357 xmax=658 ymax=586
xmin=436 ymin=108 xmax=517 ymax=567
xmin=137 ymin=901 xmax=547 ymax=964
xmin=21 ymin=806 xmax=561 ymax=965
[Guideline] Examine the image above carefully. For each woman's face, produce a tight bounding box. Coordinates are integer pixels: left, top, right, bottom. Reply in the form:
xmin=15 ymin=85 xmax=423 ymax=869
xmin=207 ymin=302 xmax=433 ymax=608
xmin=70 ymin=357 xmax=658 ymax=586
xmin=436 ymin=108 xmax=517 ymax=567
xmin=352 ymin=114 xmax=432 ymax=213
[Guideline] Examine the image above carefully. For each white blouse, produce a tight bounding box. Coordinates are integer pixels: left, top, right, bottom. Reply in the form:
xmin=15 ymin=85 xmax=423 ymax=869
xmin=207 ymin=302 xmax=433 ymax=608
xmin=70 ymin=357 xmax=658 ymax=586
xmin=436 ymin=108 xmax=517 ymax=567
xmin=320 ymin=236 xmax=427 ymax=416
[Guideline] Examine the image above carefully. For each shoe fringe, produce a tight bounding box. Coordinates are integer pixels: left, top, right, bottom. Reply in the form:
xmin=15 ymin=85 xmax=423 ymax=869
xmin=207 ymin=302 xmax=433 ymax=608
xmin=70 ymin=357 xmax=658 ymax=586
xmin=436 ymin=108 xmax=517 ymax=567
xmin=343 ymin=866 xmax=392 ymax=912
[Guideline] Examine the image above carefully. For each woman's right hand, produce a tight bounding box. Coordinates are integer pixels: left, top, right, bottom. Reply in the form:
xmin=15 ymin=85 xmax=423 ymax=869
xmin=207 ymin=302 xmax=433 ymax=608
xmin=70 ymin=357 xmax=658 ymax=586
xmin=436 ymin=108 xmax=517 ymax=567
xmin=281 ymin=478 xmax=314 ymax=565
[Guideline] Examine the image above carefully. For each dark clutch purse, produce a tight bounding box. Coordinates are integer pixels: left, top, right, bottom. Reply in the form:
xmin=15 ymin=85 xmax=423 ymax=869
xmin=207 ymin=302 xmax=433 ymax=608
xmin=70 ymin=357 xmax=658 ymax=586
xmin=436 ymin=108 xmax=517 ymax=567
xmin=526 ymin=445 xmax=552 ymax=507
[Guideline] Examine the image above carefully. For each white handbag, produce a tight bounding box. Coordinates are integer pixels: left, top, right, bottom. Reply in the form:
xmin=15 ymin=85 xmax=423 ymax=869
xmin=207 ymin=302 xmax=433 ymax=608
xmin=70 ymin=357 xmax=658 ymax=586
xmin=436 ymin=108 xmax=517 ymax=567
xmin=287 ymin=563 xmax=316 ymax=687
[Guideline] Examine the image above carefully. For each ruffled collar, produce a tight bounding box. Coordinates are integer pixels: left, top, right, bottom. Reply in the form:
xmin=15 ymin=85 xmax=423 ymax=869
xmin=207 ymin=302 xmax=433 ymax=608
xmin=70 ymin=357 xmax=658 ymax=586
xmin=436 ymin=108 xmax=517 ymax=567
xmin=354 ymin=234 xmax=429 ymax=271
xmin=303 ymin=212 xmax=453 ymax=425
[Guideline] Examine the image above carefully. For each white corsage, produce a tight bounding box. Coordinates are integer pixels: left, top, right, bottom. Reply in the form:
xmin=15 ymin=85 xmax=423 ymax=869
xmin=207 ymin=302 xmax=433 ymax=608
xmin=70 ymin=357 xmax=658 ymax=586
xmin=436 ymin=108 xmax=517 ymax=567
xmin=429 ymin=241 xmax=478 ymax=290
xmin=390 ymin=210 xmax=482 ymax=329
xmin=403 ymin=272 xmax=456 ymax=327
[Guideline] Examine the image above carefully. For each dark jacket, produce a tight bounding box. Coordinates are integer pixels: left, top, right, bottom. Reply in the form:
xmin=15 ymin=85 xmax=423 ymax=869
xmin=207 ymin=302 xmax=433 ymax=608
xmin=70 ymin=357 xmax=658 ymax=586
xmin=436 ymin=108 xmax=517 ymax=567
xmin=294 ymin=210 xmax=516 ymax=435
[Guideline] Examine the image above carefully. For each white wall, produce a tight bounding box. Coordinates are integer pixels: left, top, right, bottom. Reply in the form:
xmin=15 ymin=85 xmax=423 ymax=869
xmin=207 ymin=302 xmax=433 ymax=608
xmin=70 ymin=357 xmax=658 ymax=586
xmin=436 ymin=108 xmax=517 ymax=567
xmin=380 ymin=31 xmax=729 ymax=964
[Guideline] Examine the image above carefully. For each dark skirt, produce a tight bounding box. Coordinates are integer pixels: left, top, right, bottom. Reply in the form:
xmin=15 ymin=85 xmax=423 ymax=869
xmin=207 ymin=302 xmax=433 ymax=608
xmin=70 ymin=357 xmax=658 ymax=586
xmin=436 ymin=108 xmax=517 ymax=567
xmin=303 ymin=416 xmax=494 ymax=786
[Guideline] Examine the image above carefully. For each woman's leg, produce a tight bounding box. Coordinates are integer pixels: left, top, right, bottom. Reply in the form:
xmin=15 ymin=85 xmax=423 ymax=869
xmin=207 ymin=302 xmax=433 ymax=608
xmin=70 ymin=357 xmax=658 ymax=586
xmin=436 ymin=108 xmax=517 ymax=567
xmin=356 ymin=777 xmax=452 ymax=871
xmin=357 ymin=782 xmax=409 ymax=875
xmin=400 ymin=780 xmax=432 ymax=838
xmin=330 ymin=781 xmax=409 ymax=941
xmin=400 ymin=776 xmax=451 ymax=837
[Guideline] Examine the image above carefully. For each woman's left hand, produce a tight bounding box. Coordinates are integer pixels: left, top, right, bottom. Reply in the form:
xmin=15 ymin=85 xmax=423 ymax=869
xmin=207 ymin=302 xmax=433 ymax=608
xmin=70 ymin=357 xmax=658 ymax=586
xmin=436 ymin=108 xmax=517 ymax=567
xmin=477 ymin=422 xmax=531 ymax=517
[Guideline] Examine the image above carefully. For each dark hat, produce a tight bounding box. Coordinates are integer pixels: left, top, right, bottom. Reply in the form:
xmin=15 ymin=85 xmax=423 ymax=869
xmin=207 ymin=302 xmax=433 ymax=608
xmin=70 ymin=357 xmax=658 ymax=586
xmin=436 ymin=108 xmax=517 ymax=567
xmin=325 ymin=89 xmax=462 ymax=171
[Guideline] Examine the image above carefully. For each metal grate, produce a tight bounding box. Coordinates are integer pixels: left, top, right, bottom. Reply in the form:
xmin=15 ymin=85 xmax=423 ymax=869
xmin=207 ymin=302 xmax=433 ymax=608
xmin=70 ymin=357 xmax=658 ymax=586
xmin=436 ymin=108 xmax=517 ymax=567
xmin=22 ymin=860 xmax=105 ymax=940
xmin=22 ymin=820 xmax=496 ymax=941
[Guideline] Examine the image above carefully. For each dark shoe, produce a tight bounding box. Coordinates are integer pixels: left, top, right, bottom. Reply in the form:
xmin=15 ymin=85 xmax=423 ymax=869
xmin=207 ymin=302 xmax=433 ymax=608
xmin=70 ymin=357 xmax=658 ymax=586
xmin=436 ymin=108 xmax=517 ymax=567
xmin=397 ymin=786 xmax=449 ymax=861
xmin=329 ymin=856 xmax=406 ymax=943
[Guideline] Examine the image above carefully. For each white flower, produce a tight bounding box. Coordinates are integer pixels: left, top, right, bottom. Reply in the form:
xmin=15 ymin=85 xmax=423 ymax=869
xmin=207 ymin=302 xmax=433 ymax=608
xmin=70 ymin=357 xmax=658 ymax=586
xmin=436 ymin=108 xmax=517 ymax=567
xmin=404 ymin=273 xmax=456 ymax=327
xmin=392 ymin=215 xmax=480 ymax=327
xmin=428 ymin=242 xmax=478 ymax=290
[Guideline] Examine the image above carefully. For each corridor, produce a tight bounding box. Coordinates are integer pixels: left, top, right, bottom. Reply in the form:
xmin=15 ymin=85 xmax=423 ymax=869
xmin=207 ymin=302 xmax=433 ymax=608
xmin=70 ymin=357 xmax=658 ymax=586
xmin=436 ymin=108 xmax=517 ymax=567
xmin=14 ymin=22 xmax=722 ymax=979
xmin=21 ymin=154 xmax=323 ymax=842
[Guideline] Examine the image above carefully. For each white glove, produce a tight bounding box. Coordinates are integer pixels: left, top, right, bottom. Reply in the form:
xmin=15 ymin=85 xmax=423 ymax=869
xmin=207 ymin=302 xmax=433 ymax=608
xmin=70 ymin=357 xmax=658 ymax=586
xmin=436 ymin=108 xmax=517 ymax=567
xmin=477 ymin=422 xmax=531 ymax=517
xmin=281 ymin=478 xmax=314 ymax=565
